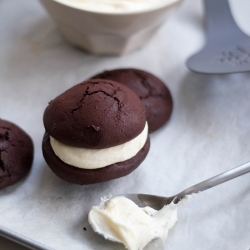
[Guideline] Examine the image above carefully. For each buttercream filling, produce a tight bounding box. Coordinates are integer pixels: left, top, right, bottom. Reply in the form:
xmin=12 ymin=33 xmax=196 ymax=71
xmin=50 ymin=122 xmax=148 ymax=169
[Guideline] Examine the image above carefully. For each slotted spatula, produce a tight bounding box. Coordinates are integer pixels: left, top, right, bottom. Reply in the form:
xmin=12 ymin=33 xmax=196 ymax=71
xmin=186 ymin=0 xmax=250 ymax=74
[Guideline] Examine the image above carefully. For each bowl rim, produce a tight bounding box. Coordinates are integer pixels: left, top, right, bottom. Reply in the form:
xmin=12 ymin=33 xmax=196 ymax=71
xmin=50 ymin=0 xmax=181 ymax=16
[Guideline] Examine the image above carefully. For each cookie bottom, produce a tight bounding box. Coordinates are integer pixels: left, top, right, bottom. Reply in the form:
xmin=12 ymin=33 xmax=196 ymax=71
xmin=42 ymin=133 xmax=150 ymax=185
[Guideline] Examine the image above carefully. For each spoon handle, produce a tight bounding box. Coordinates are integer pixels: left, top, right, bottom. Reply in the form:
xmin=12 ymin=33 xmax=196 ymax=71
xmin=204 ymin=0 xmax=244 ymax=42
xmin=177 ymin=161 xmax=250 ymax=199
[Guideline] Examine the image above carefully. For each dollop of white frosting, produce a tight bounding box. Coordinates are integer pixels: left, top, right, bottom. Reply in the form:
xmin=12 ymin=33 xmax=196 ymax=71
xmin=88 ymin=196 xmax=179 ymax=250
xmin=50 ymin=122 xmax=148 ymax=169
xmin=55 ymin=0 xmax=178 ymax=13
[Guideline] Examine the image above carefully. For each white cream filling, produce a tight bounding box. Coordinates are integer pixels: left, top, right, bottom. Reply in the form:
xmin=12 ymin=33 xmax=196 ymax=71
xmin=55 ymin=0 xmax=179 ymax=13
xmin=50 ymin=122 xmax=148 ymax=169
xmin=88 ymin=196 xmax=180 ymax=250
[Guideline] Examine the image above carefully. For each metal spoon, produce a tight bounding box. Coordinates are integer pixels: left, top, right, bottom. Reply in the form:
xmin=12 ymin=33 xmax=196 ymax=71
xmin=122 ymin=161 xmax=250 ymax=210
xmin=186 ymin=0 xmax=250 ymax=74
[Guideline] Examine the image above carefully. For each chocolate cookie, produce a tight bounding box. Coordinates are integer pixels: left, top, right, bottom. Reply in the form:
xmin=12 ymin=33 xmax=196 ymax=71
xmin=44 ymin=79 xmax=146 ymax=149
xmin=91 ymin=68 xmax=173 ymax=132
xmin=42 ymin=133 xmax=150 ymax=185
xmin=0 ymin=119 xmax=34 ymax=190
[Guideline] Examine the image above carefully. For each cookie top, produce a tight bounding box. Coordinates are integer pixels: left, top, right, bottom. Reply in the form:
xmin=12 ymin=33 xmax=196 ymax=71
xmin=92 ymin=68 xmax=173 ymax=132
xmin=0 ymin=119 xmax=34 ymax=190
xmin=43 ymin=79 xmax=146 ymax=149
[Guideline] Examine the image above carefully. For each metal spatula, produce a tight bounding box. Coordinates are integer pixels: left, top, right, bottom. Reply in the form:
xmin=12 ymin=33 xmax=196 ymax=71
xmin=186 ymin=0 xmax=250 ymax=74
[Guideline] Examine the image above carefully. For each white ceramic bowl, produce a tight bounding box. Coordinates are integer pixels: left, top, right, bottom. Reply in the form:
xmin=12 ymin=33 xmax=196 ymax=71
xmin=39 ymin=0 xmax=182 ymax=55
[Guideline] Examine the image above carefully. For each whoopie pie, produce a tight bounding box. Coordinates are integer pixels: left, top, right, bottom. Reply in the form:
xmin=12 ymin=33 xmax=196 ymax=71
xmin=42 ymin=79 xmax=150 ymax=185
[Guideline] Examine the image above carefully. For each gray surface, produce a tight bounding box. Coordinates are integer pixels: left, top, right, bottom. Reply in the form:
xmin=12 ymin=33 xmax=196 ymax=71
xmin=1 ymin=0 xmax=250 ymax=250
xmin=187 ymin=0 xmax=250 ymax=74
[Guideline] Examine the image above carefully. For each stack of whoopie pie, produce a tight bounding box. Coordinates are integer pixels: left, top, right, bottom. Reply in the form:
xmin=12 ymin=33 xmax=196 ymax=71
xmin=0 ymin=119 xmax=34 ymax=190
xmin=42 ymin=79 xmax=150 ymax=185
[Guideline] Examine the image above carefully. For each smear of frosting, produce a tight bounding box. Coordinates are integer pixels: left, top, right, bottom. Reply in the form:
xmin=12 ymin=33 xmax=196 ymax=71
xmin=88 ymin=195 xmax=189 ymax=250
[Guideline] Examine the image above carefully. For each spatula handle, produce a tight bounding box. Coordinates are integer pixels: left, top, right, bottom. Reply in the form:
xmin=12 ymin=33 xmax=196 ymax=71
xmin=204 ymin=0 xmax=244 ymax=42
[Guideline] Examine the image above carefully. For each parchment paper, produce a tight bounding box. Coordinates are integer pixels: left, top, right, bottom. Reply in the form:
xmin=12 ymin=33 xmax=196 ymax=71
xmin=0 ymin=0 xmax=250 ymax=249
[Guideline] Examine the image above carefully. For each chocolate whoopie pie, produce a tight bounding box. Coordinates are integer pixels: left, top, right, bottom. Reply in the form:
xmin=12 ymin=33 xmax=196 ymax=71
xmin=91 ymin=68 xmax=173 ymax=132
xmin=0 ymin=119 xmax=34 ymax=190
xmin=42 ymin=79 xmax=150 ymax=185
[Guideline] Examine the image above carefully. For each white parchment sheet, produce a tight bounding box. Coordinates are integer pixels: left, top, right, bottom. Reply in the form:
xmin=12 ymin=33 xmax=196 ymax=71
xmin=0 ymin=0 xmax=250 ymax=249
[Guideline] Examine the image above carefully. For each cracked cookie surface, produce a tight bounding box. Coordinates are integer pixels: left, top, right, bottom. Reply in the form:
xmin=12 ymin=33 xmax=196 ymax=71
xmin=44 ymin=79 xmax=146 ymax=149
xmin=0 ymin=119 xmax=34 ymax=190
xmin=92 ymin=68 xmax=173 ymax=132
